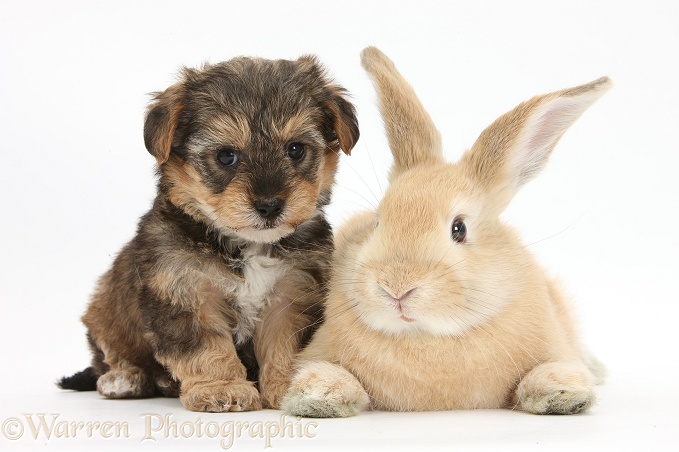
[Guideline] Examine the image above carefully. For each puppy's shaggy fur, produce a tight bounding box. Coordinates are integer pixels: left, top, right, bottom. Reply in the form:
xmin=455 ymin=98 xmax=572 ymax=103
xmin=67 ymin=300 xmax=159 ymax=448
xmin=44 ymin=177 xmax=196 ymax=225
xmin=59 ymin=55 xmax=359 ymax=412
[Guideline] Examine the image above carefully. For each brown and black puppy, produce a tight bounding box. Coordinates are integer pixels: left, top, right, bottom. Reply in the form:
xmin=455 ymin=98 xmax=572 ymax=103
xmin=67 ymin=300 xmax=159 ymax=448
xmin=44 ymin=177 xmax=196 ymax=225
xmin=58 ymin=55 xmax=359 ymax=412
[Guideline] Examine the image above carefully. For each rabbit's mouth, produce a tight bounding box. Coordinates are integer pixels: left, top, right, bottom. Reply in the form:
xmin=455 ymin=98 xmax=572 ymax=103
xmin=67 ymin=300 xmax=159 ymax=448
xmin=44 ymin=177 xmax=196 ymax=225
xmin=383 ymin=289 xmax=418 ymax=323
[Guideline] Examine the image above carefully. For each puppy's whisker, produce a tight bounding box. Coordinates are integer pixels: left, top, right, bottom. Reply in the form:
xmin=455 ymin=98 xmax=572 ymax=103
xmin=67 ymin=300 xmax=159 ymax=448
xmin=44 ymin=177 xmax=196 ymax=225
xmin=363 ymin=142 xmax=384 ymax=198
xmin=334 ymin=183 xmax=379 ymax=211
xmin=327 ymin=144 xmax=382 ymax=206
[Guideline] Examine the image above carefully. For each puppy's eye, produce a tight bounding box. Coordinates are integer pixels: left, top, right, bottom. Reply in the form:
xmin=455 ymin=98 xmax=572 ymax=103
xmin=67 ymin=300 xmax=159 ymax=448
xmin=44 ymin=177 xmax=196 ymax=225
xmin=217 ymin=148 xmax=239 ymax=167
xmin=286 ymin=142 xmax=306 ymax=161
xmin=451 ymin=218 xmax=467 ymax=243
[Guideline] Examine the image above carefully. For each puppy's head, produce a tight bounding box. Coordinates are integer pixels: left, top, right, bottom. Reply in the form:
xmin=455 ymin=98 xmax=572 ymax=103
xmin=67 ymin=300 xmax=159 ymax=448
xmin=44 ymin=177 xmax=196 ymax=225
xmin=144 ymin=56 xmax=359 ymax=243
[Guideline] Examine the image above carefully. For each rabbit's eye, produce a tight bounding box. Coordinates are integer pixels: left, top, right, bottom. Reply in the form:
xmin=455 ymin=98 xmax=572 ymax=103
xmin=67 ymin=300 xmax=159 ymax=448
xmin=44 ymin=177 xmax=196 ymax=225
xmin=451 ymin=218 xmax=467 ymax=243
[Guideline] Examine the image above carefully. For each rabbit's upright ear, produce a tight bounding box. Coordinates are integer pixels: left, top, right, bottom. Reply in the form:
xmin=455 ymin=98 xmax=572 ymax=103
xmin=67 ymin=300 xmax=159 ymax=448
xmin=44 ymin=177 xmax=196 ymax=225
xmin=361 ymin=47 xmax=444 ymax=182
xmin=462 ymin=77 xmax=612 ymax=214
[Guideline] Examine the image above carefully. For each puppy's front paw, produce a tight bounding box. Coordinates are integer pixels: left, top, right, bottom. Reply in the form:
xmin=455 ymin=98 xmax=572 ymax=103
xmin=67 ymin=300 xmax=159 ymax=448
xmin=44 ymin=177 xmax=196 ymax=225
xmin=259 ymin=364 xmax=292 ymax=409
xmin=181 ymin=380 xmax=261 ymax=412
xmin=260 ymin=380 xmax=289 ymax=410
xmin=281 ymin=361 xmax=369 ymax=418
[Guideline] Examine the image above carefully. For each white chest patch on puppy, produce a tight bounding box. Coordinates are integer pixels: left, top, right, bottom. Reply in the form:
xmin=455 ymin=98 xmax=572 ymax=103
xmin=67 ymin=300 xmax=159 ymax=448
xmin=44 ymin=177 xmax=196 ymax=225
xmin=231 ymin=244 xmax=288 ymax=345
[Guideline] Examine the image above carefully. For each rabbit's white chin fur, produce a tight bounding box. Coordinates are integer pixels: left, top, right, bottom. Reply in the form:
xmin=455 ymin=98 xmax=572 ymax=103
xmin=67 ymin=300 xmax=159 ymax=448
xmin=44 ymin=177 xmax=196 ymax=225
xmin=352 ymin=291 xmax=502 ymax=337
xmin=359 ymin=316 xmax=483 ymax=337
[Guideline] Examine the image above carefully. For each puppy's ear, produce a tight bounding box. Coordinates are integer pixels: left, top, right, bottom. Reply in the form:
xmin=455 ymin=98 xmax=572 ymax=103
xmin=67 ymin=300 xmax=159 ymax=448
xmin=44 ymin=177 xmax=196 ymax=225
xmin=323 ymin=88 xmax=360 ymax=155
xmin=298 ymin=55 xmax=360 ymax=156
xmin=143 ymin=79 xmax=188 ymax=165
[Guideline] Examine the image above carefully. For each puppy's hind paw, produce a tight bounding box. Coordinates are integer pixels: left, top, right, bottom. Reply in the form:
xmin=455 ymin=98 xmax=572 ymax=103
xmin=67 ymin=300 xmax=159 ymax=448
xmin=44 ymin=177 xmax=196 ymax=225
xmin=97 ymin=367 xmax=155 ymax=399
xmin=281 ymin=361 xmax=369 ymax=418
xmin=181 ymin=380 xmax=261 ymax=413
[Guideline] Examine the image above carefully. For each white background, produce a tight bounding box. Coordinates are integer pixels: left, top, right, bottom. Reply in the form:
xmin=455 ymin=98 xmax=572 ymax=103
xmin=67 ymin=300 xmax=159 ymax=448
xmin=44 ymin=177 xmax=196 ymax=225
xmin=1 ymin=0 xmax=678 ymax=450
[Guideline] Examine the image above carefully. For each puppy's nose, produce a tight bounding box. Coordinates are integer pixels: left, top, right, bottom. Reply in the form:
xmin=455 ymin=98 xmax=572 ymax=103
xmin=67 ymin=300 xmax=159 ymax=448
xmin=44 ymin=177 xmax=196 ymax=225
xmin=254 ymin=199 xmax=284 ymax=220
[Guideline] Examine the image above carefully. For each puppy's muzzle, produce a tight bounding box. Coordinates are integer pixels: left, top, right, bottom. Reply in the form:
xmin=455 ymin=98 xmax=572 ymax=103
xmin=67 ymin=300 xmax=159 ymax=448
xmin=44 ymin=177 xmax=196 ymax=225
xmin=254 ymin=198 xmax=284 ymax=220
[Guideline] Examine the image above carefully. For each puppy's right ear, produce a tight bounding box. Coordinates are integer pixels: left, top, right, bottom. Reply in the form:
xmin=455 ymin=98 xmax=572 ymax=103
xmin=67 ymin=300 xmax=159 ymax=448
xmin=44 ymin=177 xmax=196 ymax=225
xmin=323 ymin=88 xmax=360 ymax=156
xmin=143 ymin=81 xmax=188 ymax=165
xmin=297 ymin=55 xmax=360 ymax=156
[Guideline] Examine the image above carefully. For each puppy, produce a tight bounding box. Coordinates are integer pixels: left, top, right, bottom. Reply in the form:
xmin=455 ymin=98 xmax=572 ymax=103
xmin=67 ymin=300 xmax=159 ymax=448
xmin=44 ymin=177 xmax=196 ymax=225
xmin=58 ymin=55 xmax=359 ymax=412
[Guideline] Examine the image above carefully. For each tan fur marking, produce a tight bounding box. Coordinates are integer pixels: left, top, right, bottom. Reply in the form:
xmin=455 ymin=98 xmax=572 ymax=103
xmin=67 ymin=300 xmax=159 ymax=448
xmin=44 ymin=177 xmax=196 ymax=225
xmin=212 ymin=177 xmax=258 ymax=230
xmin=319 ymin=150 xmax=340 ymax=195
xmin=164 ymin=158 xmax=219 ymax=223
xmin=280 ymin=178 xmax=320 ymax=228
xmin=205 ymin=114 xmax=251 ymax=150
xmin=164 ymin=158 xmax=254 ymax=232
xmin=274 ymin=109 xmax=318 ymax=141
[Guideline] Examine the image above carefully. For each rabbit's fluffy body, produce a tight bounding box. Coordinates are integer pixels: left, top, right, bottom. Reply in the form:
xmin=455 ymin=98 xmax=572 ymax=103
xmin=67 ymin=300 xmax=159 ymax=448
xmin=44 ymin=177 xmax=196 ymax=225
xmin=283 ymin=47 xmax=609 ymax=417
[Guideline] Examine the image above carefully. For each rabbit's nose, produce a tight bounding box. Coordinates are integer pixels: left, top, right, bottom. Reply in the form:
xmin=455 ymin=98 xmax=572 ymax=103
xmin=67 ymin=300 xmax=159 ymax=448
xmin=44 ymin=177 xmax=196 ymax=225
xmin=394 ymin=288 xmax=416 ymax=302
xmin=379 ymin=285 xmax=417 ymax=303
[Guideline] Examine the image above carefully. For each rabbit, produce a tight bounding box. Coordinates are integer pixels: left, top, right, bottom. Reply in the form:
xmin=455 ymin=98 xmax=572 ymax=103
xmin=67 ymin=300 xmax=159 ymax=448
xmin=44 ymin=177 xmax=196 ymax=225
xmin=280 ymin=47 xmax=611 ymax=418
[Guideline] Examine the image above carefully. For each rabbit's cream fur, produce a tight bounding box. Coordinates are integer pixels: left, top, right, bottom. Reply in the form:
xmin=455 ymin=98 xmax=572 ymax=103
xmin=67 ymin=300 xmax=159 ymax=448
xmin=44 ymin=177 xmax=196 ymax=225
xmin=282 ymin=47 xmax=610 ymax=417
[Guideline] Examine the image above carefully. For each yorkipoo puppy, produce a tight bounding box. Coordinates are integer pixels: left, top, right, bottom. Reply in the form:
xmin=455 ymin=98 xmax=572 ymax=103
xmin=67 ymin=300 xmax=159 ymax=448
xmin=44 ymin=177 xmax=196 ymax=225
xmin=58 ymin=55 xmax=359 ymax=412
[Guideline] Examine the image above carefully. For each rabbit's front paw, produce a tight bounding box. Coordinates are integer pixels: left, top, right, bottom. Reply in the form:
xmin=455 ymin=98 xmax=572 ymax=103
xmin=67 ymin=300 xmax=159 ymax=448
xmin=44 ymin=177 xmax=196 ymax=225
xmin=516 ymin=361 xmax=596 ymax=415
xmin=281 ymin=361 xmax=369 ymax=418
xmin=525 ymin=388 xmax=595 ymax=415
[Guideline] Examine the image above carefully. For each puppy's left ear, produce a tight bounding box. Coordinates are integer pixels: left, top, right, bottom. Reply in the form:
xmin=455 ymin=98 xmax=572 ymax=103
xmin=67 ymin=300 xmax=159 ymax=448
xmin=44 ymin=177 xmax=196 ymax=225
xmin=298 ymin=56 xmax=360 ymax=155
xmin=143 ymin=76 xmax=189 ymax=165
xmin=323 ymin=87 xmax=360 ymax=155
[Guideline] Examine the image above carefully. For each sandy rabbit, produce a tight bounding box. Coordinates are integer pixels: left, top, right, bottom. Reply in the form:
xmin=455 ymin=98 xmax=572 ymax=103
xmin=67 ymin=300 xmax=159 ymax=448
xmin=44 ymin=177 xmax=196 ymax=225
xmin=282 ymin=47 xmax=610 ymax=417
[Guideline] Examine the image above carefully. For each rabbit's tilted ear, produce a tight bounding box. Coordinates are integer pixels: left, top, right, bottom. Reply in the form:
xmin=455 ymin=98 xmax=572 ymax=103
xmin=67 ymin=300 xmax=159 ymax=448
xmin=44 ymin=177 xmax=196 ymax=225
xmin=361 ymin=47 xmax=444 ymax=182
xmin=462 ymin=77 xmax=612 ymax=214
